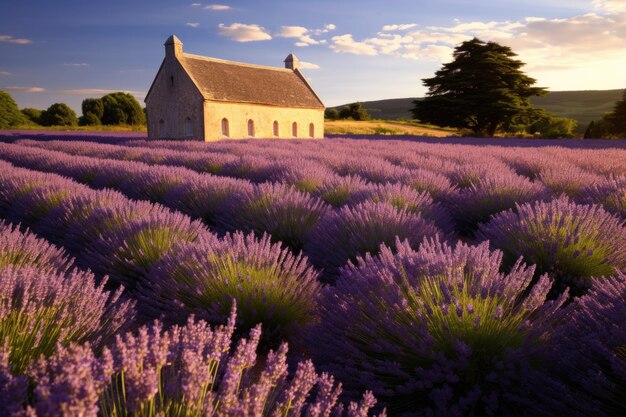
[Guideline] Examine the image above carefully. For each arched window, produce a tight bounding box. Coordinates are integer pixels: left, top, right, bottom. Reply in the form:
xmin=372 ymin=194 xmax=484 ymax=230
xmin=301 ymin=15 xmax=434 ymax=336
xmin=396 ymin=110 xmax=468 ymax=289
xmin=247 ymin=119 xmax=255 ymax=137
xmin=185 ymin=117 xmax=193 ymax=137
xmin=309 ymin=123 xmax=315 ymax=138
xmin=273 ymin=121 xmax=279 ymax=137
xmin=158 ymin=119 xmax=165 ymax=138
xmin=292 ymin=122 xmax=298 ymax=137
xmin=221 ymin=118 xmax=230 ymax=137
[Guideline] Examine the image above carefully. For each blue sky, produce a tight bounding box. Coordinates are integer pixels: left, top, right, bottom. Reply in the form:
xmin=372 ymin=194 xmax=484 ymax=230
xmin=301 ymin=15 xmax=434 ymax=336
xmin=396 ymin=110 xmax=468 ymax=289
xmin=1 ymin=0 xmax=625 ymax=112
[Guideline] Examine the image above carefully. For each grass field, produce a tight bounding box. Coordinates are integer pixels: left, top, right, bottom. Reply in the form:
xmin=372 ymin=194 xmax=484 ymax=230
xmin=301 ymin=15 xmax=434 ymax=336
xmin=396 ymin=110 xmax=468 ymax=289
xmin=324 ymin=119 xmax=456 ymax=136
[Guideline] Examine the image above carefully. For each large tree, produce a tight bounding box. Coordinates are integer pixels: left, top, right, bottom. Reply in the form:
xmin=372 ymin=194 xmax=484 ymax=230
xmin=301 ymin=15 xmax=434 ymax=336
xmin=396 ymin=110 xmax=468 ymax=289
xmin=39 ymin=103 xmax=78 ymax=126
xmin=412 ymin=38 xmax=547 ymax=137
xmin=606 ymin=89 xmax=626 ymax=136
xmin=0 ymin=90 xmax=27 ymax=128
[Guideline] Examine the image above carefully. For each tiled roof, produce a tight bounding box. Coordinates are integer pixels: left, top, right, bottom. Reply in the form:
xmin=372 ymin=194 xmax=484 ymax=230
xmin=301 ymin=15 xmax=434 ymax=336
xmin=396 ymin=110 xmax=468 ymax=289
xmin=181 ymin=53 xmax=324 ymax=109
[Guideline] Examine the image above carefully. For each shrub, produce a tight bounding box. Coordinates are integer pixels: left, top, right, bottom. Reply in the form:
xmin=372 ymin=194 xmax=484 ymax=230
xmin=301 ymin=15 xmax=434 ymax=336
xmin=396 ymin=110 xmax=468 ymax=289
xmin=445 ymin=172 xmax=548 ymax=236
xmin=581 ymin=175 xmax=625 ymax=218
xmin=138 ymin=232 xmax=320 ymax=346
xmin=0 ymin=267 xmax=135 ymax=374
xmin=216 ymin=182 xmax=329 ymax=252
xmin=20 ymin=107 xmax=42 ymax=125
xmin=312 ymin=174 xmax=370 ymax=207
xmin=550 ymin=272 xmax=626 ymax=416
xmin=309 ymin=238 xmax=583 ymax=416
xmin=0 ymin=221 xmax=73 ymax=273
xmin=0 ymin=90 xmax=27 ymax=128
xmin=476 ymin=197 xmax=626 ymax=296
xmin=400 ymin=168 xmax=456 ymax=200
xmin=101 ymin=92 xmax=145 ymax=125
xmin=39 ymin=103 xmax=78 ymax=126
xmin=85 ymin=210 xmax=207 ymax=289
xmin=538 ymin=165 xmax=602 ymax=199
xmin=306 ymin=201 xmax=441 ymax=282
xmin=12 ymin=307 xmax=383 ymax=417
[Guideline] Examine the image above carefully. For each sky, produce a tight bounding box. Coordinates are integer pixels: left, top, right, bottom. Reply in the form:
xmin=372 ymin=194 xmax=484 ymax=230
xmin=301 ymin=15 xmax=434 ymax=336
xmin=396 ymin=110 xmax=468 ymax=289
xmin=1 ymin=0 xmax=625 ymax=112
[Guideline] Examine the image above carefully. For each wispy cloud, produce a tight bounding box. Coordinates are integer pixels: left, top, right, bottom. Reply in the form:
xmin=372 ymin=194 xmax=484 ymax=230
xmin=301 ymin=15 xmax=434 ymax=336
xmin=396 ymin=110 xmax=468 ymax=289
xmin=4 ymin=86 xmax=45 ymax=93
xmin=299 ymin=61 xmax=320 ymax=70
xmin=593 ymin=0 xmax=626 ymax=13
xmin=62 ymin=63 xmax=90 ymax=67
xmin=0 ymin=35 xmax=32 ymax=44
xmin=277 ymin=24 xmax=336 ymax=47
xmin=0 ymin=71 xmax=11 ymax=76
xmin=193 ymin=3 xmax=231 ymax=10
xmin=218 ymin=23 xmax=271 ymax=42
xmin=330 ymin=34 xmax=378 ymax=56
xmin=186 ymin=22 xmax=200 ymax=28
xmin=381 ymin=24 xmax=417 ymax=31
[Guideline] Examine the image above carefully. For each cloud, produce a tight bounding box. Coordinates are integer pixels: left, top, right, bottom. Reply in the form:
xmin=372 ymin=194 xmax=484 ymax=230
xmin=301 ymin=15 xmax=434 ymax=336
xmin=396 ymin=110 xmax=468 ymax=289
xmin=62 ymin=63 xmax=90 ymax=67
xmin=0 ymin=71 xmax=11 ymax=76
xmin=299 ymin=61 xmax=320 ymax=70
xmin=277 ymin=25 xmax=336 ymax=46
xmin=204 ymin=4 xmax=231 ymax=10
xmin=382 ymin=24 xmax=417 ymax=31
xmin=330 ymin=34 xmax=378 ymax=56
xmin=218 ymin=23 xmax=272 ymax=42
xmin=0 ymin=35 xmax=32 ymax=44
xmin=4 ymin=86 xmax=45 ymax=93
xmin=593 ymin=0 xmax=626 ymax=13
xmin=186 ymin=22 xmax=200 ymax=28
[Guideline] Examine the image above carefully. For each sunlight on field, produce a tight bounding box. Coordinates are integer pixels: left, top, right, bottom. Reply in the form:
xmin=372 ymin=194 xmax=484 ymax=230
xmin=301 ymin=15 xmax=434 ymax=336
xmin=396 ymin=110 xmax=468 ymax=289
xmin=324 ymin=119 xmax=456 ymax=137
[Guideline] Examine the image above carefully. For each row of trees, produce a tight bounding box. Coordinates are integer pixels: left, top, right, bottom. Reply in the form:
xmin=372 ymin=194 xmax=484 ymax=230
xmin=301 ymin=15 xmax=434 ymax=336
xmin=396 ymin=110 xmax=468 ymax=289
xmin=411 ymin=38 xmax=579 ymax=138
xmin=0 ymin=89 xmax=145 ymax=129
xmin=325 ymin=102 xmax=371 ymax=121
xmin=584 ymin=90 xmax=626 ymax=138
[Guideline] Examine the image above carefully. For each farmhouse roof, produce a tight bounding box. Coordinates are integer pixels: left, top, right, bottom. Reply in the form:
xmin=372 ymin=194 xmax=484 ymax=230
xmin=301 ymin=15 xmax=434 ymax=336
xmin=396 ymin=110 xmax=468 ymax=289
xmin=179 ymin=53 xmax=324 ymax=109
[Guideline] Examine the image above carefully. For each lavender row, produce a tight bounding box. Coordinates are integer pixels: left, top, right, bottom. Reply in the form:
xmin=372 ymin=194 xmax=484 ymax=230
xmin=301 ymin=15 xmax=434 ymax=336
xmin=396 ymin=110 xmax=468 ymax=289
xmin=16 ymin=138 xmax=625 ymax=219
xmin=0 ymin=143 xmax=448 ymax=281
xmin=0 ymin=221 xmax=135 ymax=374
xmin=0 ymin=159 xmax=322 ymax=346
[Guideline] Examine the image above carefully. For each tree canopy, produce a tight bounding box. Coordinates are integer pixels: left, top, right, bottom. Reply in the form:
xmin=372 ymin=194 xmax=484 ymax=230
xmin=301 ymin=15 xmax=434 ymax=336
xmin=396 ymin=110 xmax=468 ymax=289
xmin=39 ymin=103 xmax=78 ymax=126
xmin=0 ymin=90 xmax=27 ymax=129
xmin=411 ymin=38 xmax=547 ymax=137
xmin=78 ymin=92 xmax=145 ymax=126
xmin=584 ymin=89 xmax=626 ymax=138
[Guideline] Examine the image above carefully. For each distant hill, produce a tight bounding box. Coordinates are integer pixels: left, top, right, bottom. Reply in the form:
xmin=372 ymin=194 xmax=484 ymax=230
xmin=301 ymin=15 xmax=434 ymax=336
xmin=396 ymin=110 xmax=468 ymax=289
xmin=331 ymin=89 xmax=624 ymax=133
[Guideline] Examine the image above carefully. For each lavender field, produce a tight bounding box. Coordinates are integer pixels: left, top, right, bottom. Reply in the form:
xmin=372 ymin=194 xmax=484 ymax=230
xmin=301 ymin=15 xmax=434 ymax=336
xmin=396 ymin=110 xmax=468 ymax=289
xmin=0 ymin=132 xmax=625 ymax=416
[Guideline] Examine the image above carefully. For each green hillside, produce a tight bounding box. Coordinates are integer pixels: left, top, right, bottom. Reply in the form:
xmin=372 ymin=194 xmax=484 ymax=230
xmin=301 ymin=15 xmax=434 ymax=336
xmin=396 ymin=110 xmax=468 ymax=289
xmin=332 ymin=89 xmax=624 ymax=132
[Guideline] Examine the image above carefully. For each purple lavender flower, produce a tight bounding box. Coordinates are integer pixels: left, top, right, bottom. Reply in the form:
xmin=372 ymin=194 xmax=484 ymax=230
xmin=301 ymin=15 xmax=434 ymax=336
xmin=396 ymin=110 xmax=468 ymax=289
xmin=549 ymin=271 xmax=626 ymax=416
xmin=0 ymin=221 xmax=73 ymax=274
xmin=305 ymin=201 xmax=442 ymax=282
xmin=311 ymin=174 xmax=370 ymax=207
xmin=476 ymin=196 xmax=626 ymax=295
xmin=0 ymin=266 xmax=135 ymax=374
xmin=580 ymin=175 xmax=625 ymax=219
xmin=216 ymin=182 xmax=329 ymax=252
xmin=538 ymin=165 xmax=603 ymax=199
xmin=137 ymin=231 xmax=320 ymax=346
xmin=445 ymin=171 xmax=549 ymax=236
xmin=308 ymin=237 xmax=583 ymax=416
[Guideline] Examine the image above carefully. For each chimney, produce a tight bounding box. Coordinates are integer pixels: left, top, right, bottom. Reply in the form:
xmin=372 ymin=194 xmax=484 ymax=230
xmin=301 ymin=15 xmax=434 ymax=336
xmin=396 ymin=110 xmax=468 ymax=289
xmin=284 ymin=53 xmax=299 ymax=70
xmin=165 ymin=35 xmax=183 ymax=59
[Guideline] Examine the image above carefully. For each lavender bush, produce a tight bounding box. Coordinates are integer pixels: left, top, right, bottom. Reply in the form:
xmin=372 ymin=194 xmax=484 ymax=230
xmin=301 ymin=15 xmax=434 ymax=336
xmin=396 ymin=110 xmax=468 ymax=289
xmin=306 ymin=201 xmax=442 ymax=282
xmin=312 ymin=174 xmax=370 ymax=207
xmin=7 ymin=306 xmax=384 ymax=417
xmin=581 ymin=175 xmax=625 ymax=219
xmin=477 ymin=197 xmax=626 ymax=295
xmin=138 ymin=232 xmax=320 ymax=346
xmin=445 ymin=172 xmax=548 ymax=236
xmin=309 ymin=238 xmax=585 ymax=416
xmin=0 ymin=267 xmax=135 ymax=374
xmin=0 ymin=221 xmax=72 ymax=273
xmin=217 ymin=182 xmax=329 ymax=252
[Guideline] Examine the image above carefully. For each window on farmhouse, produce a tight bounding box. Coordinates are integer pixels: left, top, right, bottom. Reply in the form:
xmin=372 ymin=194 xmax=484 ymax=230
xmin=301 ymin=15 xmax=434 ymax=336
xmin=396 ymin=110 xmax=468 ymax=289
xmin=273 ymin=121 xmax=279 ymax=137
xmin=309 ymin=123 xmax=315 ymax=138
xmin=248 ymin=119 xmax=255 ymax=137
xmin=292 ymin=122 xmax=298 ymax=137
xmin=185 ymin=117 xmax=193 ymax=137
xmin=221 ymin=118 xmax=230 ymax=137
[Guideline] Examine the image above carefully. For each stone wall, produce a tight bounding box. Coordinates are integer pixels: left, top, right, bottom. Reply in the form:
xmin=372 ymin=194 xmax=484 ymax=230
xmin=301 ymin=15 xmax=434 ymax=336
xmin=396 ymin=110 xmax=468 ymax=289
xmin=203 ymin=100 xmax=324 ymax=141
xmin=145 ymin=58 xmax=204 ymax=140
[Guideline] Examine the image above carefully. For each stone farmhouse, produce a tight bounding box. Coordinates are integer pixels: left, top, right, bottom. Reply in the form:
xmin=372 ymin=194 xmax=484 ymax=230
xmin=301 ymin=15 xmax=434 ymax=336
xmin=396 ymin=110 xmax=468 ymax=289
xmin=145 ymin=35 xmax=325 ymax=141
